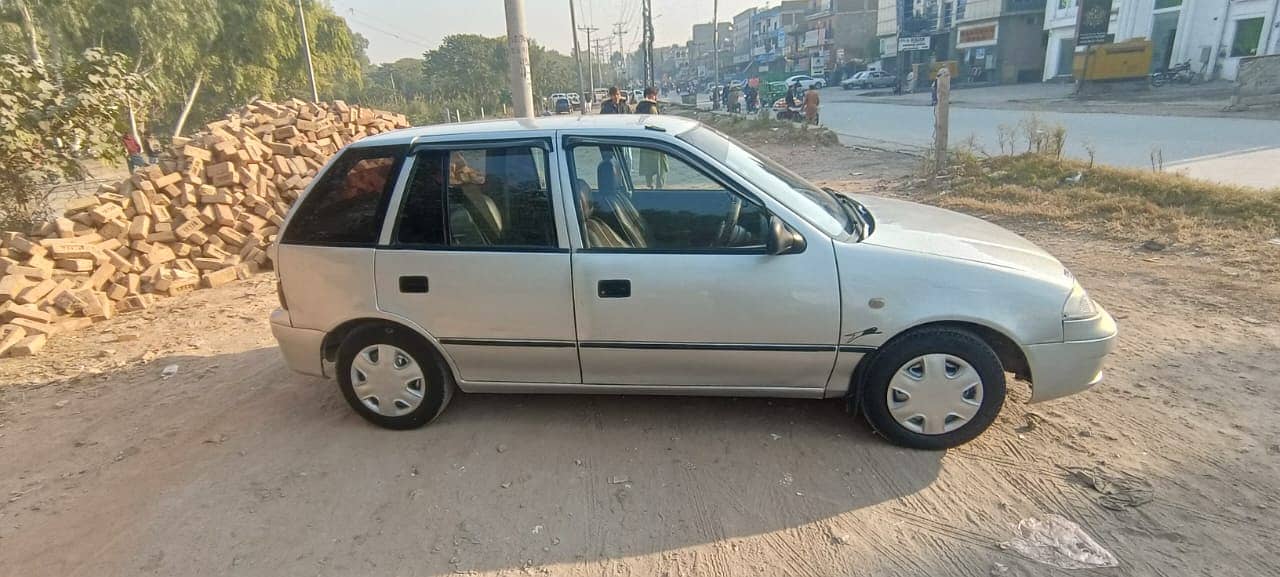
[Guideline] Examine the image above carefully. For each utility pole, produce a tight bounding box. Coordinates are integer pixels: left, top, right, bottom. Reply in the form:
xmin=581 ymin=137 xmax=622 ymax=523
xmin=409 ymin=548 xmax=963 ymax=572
xmin=579 ymin=25 xmax=599 ymax=101
xmin=712 ymin=0 xmax=720 ymax=84
xmin=569 ymin=0 xmax=586 ymax=109
xmin=642 ymin=0 xmax=655 ymax=88
xmin=503 ymin=0 xmax=535 ymax=118
xmin=613 ymin=21 xmax=626 ymax=86
xmin=296 ymin=0 xmax=319 ymax=102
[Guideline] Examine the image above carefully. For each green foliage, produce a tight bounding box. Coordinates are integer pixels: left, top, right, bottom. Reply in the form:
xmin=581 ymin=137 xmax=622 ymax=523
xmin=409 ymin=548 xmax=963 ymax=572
xmin=362 ymin=34 xmax=578 ymax=121
xmin=0 ymin=48 xmax=147 ymax=229
xmin=9 ymin=0 xmax=367 ymax=133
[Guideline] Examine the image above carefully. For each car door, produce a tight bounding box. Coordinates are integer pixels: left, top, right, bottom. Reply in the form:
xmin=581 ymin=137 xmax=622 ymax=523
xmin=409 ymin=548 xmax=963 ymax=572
xmin=562 ymin=135 xmax=841 ymax=393
xmin=375 ymin=136 xmax=579 ymax=384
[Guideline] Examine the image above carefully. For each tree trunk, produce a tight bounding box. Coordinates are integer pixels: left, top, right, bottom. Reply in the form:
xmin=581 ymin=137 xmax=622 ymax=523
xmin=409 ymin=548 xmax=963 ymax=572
xmin=126 ymin=94 xmax=141 ymax=147
xmin=15 ymin=0 xmax=44 ymax=67
xmin=173 ymin=71 xmax=204 ymax=138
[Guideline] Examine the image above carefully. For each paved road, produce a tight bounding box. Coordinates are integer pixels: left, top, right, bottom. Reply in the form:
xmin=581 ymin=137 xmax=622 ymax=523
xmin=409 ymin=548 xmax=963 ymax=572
xmin=817 ymin=96 xmax=1280 ymax=170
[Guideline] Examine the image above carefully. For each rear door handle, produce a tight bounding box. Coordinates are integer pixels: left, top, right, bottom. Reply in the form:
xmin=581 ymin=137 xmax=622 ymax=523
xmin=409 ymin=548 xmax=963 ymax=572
xmin=597 ymin=279 xmax=631 ymax=298
xmin=399 ymin=276 xmax=429 ymax=293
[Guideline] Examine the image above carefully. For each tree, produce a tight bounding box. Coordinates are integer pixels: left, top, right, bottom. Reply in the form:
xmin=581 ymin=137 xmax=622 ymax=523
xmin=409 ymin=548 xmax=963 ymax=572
xmin=0 ymin=48 xmax=147 ymax=229
xmin=5 ymin=0 xmax=368 ymax=133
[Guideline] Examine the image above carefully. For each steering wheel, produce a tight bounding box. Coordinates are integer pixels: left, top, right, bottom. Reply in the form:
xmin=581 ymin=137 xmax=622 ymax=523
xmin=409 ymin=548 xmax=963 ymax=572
xmin=715 ymin=195 xmax=744 ymax=246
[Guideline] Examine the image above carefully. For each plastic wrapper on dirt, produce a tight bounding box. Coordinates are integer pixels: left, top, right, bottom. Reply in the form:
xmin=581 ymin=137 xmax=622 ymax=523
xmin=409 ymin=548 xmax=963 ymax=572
xmin=1000 ymin=514 xmax=1119 ymax=570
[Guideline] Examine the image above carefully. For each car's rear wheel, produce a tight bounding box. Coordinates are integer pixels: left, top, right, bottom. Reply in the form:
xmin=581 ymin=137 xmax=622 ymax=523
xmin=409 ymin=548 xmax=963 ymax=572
xmin=859 ymin=327 xmax=1006 ymax=449
xmin=336 ymin=324 xmax=454 ymax=429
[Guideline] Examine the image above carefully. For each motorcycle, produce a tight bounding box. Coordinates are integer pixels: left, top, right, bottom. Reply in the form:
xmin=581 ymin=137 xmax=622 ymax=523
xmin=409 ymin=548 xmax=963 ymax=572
xmin=1150 ymin=60 xmax=1196 ymax=87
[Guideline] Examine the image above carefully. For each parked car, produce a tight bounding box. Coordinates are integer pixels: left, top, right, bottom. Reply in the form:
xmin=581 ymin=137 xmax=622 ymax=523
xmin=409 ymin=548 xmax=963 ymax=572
xmin=842 ymin=70 xmax=897 ymax=90
xmin=552 ymin=96 xmax=571 ymax=114
xmin=785 ymin=74 xmax=825 ymax=90
xmin=270 ymin=115 xmax=1116 ymax=450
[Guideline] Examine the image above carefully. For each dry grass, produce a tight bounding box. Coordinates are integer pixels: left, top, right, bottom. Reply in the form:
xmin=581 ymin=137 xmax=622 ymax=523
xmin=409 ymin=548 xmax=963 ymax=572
xmin=917 ymin=153 xmax=1280 ymax=274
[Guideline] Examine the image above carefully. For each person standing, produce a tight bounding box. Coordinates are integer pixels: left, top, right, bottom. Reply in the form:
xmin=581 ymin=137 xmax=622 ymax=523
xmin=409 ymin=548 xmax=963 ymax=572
xmin=122 ymin=132 xmax=145 ymax=172
xmin=634 ymin=87 xmax=661 ymax=114
xmin=803 ymin=85 xmax=821 ymax=125
xmin=600 ymin=87 xmax=632 ymax=114
xmin=633 ymin=87 xmax=667 ymax=188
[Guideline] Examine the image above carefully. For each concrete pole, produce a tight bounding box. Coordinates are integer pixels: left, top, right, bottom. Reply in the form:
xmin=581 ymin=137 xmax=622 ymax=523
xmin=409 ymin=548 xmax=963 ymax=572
xmin=933 ymin=68 xmax=950 ymax=174
xmin=712 ymin=0 xmax=720 ymax=85
xmin=504 ymin=0 xmax=535 ymax=118
xmin=296 ymin=0 xmax=319 ymax=102
xmin=569 ymin=0 xmax=587 ymax=109
xmin=580 ymin=26 xmax=598 ymax=102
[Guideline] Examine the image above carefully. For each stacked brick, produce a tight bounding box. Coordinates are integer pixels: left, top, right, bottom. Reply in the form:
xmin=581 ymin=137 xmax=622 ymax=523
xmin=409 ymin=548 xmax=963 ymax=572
xmin=0 ymin=99 xmax=410 ymax=357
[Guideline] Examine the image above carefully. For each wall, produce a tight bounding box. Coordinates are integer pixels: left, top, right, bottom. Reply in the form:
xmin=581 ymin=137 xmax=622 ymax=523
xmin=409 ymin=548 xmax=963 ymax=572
xmin=1230 ymin=53 xmax=1280 ymax=108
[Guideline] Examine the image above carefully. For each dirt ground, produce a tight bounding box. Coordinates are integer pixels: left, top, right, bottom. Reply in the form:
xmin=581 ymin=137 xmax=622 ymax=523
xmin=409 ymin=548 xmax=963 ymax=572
xmin=2 ymin=142 xmax=1278 ymax=577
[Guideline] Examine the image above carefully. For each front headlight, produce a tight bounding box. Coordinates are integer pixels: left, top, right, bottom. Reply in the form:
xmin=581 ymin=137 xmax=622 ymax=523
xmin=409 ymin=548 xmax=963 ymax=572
xmin=1062 ymin=282 xmax=1099 ymax=320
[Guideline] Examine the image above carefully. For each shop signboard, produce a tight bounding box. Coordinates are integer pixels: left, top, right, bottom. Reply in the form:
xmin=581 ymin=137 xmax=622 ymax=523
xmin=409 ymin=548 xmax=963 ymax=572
xmin=898 ymin=36 xmax=932 ymax=51
xmin=956 ymin=23 xmax=998 ymax=49
xmin=1076 ymin=0 xmax=1114 ymax=46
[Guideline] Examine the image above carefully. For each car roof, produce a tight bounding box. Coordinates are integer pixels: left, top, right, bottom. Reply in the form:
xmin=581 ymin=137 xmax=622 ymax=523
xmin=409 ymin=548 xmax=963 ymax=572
xmin=351 ymin=114 xmax=702 ymax=147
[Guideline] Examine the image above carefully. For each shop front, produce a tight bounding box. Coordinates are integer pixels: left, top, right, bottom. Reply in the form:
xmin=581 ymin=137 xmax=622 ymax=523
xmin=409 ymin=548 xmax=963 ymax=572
xmin=956 ymin=21 xmax=1000 ymax=83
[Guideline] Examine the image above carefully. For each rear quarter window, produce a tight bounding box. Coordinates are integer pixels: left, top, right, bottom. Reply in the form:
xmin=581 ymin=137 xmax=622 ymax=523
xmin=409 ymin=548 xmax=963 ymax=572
xmin=282 ymin=145 xmax=407 ymax=245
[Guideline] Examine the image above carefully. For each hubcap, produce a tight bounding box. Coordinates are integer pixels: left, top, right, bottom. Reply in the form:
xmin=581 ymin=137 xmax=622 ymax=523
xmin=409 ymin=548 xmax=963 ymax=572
xmin=885 ymin=354 xmax=984 ymax=435
xmin=349 ymin=344 xmax=426 ymax=417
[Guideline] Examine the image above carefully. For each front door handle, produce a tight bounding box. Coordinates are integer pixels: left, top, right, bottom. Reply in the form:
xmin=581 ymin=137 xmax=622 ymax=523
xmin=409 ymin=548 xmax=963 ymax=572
xmin=597 ymin=279 xmax=631 ymax=298
xmin=399 ymin=276 xmax=429 ymax=293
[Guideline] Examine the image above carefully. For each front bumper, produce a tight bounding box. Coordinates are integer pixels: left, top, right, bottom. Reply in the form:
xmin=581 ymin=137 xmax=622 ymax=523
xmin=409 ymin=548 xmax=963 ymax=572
xmin=1025 ymin=307 xmax=1118 ymax=403
xmin=269 ymin=308 xmax=327 ymax=378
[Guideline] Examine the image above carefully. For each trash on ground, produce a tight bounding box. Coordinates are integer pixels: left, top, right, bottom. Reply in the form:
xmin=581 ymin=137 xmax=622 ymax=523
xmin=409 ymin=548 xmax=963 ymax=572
xmin=608 ymin=475 xmax=629 ymax=485
xmin=160 ymin=364 xmax=180 ymax=378
xmin=1063 ymin=466 xmax=1154 ymax=510
xmin=1000 ymin=514 xmax=1118 ymax=569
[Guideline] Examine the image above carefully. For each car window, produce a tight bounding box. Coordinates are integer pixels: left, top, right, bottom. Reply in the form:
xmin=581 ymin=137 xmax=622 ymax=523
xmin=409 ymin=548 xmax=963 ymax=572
xmin=393 ymin=144 xmax=556 ymax=248
xmin=569 ymin=143 xmax=768 ymax=251
xmin=282 ymin=145 xmax=403 ymax=245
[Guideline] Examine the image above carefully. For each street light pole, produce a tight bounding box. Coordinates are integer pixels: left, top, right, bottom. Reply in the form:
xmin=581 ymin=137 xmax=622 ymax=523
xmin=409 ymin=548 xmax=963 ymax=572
xmin=503 ymin=0 xmax=535 ymax=118
xmin=296 ymin=0 xmax=319 ymax=102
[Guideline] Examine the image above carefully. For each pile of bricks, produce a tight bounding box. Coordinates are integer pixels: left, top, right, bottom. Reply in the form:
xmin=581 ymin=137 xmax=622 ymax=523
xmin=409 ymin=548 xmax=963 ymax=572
xmin=0 ymin=99 xmax=409 ymax=357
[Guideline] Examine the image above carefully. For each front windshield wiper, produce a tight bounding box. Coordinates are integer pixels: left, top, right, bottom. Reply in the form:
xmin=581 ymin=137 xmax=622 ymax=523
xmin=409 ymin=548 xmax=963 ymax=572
xmin=823 ymin=187 xmax=871 ymax=240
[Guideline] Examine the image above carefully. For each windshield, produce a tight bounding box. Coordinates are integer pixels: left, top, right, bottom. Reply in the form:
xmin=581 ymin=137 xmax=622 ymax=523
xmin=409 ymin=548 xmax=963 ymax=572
xmin=677 ymin=125 xmax=855 ymax=237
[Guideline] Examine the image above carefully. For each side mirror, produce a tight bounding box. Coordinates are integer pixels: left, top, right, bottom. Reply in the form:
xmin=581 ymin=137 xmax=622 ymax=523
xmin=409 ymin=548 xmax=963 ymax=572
xmin=766 ymin=215 xmax=806 ymax=255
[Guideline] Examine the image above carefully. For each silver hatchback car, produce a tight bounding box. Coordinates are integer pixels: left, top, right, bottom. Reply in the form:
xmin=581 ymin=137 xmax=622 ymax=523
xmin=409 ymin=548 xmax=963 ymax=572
xmin=270 ymin=115 xmax=1116 ymax=449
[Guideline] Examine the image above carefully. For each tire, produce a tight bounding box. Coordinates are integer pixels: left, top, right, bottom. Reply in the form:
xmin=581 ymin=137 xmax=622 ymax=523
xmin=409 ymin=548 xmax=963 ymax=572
xmin=336 ymin=324 xmax=454 ymax=430
xmin=859 ymin=327 xmax=1006 ymax=450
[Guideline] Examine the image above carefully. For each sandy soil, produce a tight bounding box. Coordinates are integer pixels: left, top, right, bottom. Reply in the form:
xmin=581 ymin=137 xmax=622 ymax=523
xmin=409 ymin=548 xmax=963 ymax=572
xmin=1 ymin=143 xmax=1278 ymax=577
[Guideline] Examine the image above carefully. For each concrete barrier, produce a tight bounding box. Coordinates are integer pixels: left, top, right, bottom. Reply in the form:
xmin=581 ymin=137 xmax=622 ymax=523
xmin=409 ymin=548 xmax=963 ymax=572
xmin=1228 ymin=54 xmax=1280 ymax=111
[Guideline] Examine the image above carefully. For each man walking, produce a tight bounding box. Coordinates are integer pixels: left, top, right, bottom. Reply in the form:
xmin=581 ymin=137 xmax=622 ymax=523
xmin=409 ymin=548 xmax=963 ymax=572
xmin=600 ymin=87 xmax=631 ymax=114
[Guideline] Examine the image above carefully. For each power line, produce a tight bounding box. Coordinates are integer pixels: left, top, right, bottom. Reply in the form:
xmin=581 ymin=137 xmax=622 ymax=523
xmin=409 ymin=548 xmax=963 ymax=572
xmin=344 ymin=12 xmax=436 ymax=49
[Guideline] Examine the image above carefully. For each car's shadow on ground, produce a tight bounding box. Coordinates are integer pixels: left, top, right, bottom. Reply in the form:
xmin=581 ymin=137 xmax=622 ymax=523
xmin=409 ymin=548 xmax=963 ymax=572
xmin=4 ymin=347 xmax=944 ymax=576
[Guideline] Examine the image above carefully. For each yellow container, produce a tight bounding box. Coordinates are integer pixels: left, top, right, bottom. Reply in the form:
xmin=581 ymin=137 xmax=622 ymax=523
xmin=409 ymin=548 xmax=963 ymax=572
xmin=1073 ymin=40 xmax=1152 ymax=80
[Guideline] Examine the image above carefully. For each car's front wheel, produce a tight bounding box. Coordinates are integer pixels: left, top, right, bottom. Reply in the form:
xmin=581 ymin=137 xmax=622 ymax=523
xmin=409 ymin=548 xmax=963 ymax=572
xmin=859 ymin=327 xmax=1006 ymax=449
xmin=336 ymin=324 xmax=454 ymax=430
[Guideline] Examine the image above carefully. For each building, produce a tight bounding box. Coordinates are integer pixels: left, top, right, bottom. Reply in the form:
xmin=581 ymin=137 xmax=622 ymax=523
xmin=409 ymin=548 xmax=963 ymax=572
xmin=691 ymin=21 xmax=733 ymax=78
xmin=953 ymin=0 xmax=1048 ymax=83
xmin=1042 ymin=0 xmax=1280 ymax=82
xmin=804 ymin=0 xmax=881 ymax=75
xmin=877 ymin=0 xmax=901 ymax=70
xmin=733 ymin=7 xmax=758 ymax=71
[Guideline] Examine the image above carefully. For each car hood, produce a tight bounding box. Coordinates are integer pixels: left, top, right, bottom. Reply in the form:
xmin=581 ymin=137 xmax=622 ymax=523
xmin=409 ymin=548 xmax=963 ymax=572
xmin=852 ymin=195 xmax=1071 ymax=285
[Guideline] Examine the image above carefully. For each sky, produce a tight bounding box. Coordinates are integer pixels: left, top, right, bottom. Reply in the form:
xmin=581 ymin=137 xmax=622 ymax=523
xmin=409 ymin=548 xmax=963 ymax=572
xmin=329 ymin=0 xmax=765 ymax=64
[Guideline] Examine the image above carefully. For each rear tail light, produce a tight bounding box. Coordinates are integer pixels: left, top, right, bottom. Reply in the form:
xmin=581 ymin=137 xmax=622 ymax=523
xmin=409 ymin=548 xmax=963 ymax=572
xmin=277 ymin=277 xmax=288 ymax=310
